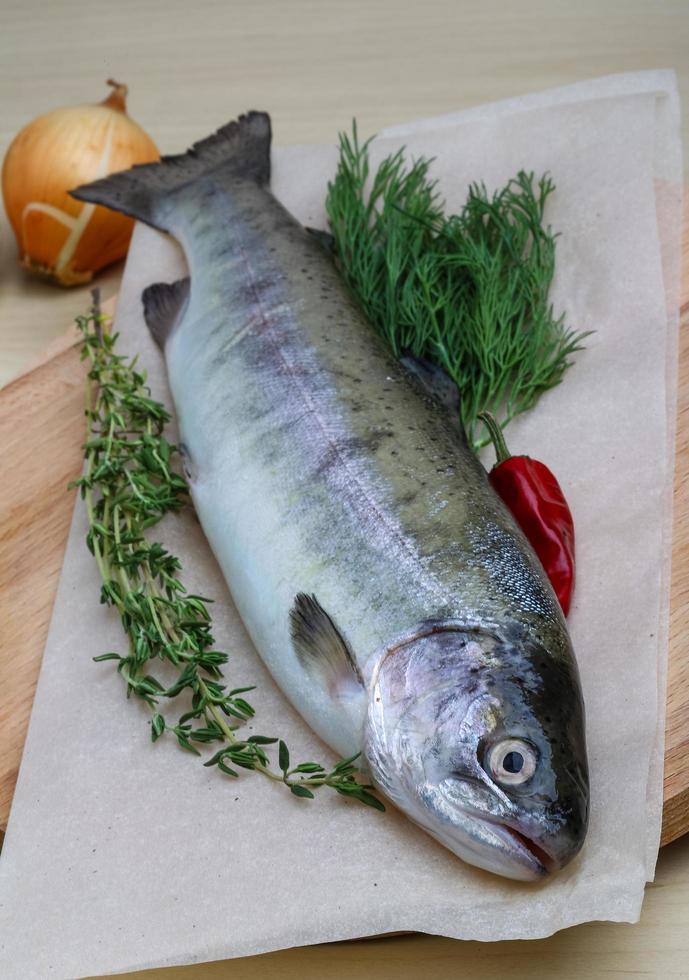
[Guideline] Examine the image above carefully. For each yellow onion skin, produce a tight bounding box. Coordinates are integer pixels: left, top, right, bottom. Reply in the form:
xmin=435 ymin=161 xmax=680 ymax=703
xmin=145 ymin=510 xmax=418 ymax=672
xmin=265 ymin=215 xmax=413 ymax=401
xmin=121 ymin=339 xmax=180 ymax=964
xmin=1 ymin=82 xmax=159 ymax=286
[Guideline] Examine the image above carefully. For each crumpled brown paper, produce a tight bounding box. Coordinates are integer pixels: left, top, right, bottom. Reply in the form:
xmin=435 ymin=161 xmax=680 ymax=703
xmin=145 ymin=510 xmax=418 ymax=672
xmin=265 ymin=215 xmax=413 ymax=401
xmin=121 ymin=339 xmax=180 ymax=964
xmin=0 ymin=71 xmax=682 ymax=979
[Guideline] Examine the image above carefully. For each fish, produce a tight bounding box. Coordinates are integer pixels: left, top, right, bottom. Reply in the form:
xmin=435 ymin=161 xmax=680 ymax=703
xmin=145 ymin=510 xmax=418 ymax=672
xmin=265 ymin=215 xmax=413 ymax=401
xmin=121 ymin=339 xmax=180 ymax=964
xmin=72 ymin=111 xmax=589 ymax=882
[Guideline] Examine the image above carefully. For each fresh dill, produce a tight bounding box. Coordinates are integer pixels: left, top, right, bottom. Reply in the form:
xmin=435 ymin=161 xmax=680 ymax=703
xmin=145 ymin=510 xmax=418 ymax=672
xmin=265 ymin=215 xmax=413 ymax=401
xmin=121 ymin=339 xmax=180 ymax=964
xmin=326 ymin=124 xmax=591 ymax=447
xmin=72 ymin=293 xmax=384 ymax=812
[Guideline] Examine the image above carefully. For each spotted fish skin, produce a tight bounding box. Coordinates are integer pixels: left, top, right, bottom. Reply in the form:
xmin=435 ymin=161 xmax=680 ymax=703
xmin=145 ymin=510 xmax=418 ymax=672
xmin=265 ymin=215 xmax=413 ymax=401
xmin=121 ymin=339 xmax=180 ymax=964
xmin=72 ymin=112 xmax=589 ymax=881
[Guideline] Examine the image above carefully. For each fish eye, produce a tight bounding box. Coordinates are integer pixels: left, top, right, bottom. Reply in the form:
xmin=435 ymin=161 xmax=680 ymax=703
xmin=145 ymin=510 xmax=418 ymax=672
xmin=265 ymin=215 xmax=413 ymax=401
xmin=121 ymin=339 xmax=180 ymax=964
xmin=485 ymin=738 xmax=537 ymax=786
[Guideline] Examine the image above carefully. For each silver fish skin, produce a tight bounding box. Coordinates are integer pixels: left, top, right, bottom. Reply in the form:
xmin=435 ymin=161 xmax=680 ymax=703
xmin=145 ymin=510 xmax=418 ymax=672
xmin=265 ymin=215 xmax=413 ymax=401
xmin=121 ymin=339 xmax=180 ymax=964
xmin=73 ymin=112 xmax=589 ymax=882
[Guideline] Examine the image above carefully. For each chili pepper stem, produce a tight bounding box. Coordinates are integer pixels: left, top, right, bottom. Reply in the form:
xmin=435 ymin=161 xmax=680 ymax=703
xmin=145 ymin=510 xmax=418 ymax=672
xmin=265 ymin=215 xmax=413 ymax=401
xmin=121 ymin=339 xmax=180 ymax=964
xmin=478 ymin=411 xmax=512 ymax=465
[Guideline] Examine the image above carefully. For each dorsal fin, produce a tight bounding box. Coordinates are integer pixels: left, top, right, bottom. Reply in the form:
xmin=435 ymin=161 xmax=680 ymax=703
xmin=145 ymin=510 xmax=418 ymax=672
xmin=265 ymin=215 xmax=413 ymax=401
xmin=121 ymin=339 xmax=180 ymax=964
xmin=400 ymin=354 xmax=461 ymax=416
xmin=290 ymin=593 xmax=364 ymax=695
xmin=305 ymin=226 xmax=336 ymax=256
xmin=142 ymin=277 xmax=190 ymax=349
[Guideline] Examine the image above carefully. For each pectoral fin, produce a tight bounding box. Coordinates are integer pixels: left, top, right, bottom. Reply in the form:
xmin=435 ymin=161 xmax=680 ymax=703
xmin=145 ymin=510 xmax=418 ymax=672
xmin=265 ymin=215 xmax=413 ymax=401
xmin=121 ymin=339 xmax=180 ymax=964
xmin=290 ymin=591 xmax=367 ymax=722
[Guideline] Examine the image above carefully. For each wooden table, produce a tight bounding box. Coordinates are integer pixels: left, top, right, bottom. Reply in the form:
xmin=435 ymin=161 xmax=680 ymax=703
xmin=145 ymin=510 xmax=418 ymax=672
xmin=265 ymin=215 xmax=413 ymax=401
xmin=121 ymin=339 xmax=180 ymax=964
xmin=2 ymin=2 xmax=689 ymax=977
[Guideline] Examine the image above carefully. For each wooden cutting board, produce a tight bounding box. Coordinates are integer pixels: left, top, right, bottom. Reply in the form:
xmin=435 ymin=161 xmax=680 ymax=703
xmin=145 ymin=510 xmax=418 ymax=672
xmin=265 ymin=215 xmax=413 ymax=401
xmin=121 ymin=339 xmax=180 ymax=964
xmin=1 ymin=227 xmax=688 ymax=845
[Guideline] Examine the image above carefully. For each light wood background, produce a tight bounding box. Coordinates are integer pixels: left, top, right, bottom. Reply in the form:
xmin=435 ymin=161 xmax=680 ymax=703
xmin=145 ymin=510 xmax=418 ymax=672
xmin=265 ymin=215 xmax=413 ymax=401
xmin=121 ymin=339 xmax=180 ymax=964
xmin=2 ymin=1 xmax=689 ymax=977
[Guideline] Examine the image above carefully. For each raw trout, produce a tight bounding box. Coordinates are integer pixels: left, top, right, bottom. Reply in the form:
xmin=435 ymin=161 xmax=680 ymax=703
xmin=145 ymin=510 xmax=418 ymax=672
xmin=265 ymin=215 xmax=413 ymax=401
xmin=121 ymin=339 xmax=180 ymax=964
xmin=73 ymin=112 xmax=589 ymax=881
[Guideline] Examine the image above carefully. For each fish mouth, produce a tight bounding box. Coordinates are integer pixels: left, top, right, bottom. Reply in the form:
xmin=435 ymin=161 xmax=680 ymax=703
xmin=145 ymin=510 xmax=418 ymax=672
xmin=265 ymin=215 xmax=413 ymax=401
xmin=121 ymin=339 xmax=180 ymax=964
xmin=436 ymin=779 xmax=555 ymax=880
xmin=487 ymin=821 xmax=556 ymax=877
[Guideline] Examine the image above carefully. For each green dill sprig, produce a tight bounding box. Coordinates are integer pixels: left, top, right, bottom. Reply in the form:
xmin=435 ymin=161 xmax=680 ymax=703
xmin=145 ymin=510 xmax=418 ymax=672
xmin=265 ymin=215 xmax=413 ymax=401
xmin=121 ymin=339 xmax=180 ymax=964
xmin=326 ymin=123 xmax=591 ymax=447
xmin=71 ymin=294 xmax=384 ymax=812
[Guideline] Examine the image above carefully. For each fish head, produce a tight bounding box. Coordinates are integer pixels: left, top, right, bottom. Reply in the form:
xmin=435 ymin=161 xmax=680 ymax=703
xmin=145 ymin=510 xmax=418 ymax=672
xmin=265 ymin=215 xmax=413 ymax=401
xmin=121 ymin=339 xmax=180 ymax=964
xmin=365 ymin=625 xmax=589 ymax=881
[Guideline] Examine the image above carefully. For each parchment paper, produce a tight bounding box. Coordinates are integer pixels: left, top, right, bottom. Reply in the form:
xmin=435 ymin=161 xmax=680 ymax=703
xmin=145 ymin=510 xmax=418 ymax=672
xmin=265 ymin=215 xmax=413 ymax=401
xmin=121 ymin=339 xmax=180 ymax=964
xmin=0 ymin=71 xmax=682 ymax=979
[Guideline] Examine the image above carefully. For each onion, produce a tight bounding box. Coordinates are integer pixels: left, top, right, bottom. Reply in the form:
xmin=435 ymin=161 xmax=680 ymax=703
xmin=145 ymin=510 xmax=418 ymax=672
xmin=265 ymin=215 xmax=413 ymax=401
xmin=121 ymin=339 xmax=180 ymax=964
xmin=1 ymin=80 xmax=159 ymax=286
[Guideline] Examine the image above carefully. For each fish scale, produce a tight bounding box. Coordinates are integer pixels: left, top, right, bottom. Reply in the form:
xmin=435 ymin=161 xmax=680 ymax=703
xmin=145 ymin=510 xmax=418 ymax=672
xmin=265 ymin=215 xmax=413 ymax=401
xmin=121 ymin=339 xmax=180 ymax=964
xmin=73 ymin=111 xmax=589 ymax=881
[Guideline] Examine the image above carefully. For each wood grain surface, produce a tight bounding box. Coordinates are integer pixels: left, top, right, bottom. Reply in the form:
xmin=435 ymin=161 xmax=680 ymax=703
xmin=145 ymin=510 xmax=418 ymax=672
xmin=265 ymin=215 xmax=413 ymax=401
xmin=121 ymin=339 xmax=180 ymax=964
xmin=0 ymin=337 xmax=86 ymax=825
xmin=665 ymin=220 xmax=689 ymax=843
xmin=0 ymin=305 xmax=110 ymax=827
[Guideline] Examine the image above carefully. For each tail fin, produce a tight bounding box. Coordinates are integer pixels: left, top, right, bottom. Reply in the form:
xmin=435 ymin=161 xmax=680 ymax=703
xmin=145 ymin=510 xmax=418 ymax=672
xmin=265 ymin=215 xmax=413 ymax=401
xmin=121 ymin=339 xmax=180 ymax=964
xmin=70 ymin=110 xmax=271 ymax=232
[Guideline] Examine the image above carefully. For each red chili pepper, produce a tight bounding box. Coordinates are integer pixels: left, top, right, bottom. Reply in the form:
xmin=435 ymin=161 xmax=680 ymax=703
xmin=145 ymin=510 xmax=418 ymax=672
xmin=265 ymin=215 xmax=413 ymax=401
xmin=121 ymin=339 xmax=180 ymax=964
xmin=479 ymin=412 xmax=575 ymax=617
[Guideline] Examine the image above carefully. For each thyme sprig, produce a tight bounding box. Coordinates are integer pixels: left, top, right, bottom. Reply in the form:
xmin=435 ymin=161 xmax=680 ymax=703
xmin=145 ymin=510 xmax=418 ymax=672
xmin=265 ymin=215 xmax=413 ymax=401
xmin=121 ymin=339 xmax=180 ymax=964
xmin=72 ymin=294 xmax=384 ymax=812
xmin=326 ymin=124 xmax=591 ymax=447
